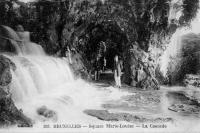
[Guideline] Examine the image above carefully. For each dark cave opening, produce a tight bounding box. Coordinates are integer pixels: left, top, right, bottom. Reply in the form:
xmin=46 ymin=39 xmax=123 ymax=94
xmin=77 ymin=20 xmax=128 ymax=71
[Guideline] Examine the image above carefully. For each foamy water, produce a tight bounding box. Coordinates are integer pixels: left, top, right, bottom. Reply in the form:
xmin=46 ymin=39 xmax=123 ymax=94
xmin=1 ymin=19 xmax=200 ymax=132
xmin=0 ymin=25 xmax=132 ymax=128
xmin=7 ymin=54 xmax=129 ymax=123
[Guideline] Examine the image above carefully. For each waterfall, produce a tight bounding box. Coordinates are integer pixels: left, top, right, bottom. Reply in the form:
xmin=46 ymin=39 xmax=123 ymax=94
xmin=0 ymin=25 xmax=45 ymax=56
xmin=2 ymin=26 xmax=99 ymax=122
xmin=160 ymin=9 xmax=200 ymax=76
xmin=8 ymin=53 xmax=126 ymax=123
xmin=0 ymin=25 xmax=128 ymax=124
xmin=8 ymin=55 xmax=104 ymax=123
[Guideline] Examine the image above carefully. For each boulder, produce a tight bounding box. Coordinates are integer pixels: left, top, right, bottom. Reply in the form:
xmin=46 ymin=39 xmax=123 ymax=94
xmin=168 ymin=104 xmax=200 ymax=114
xmin=0 ymin=55 xmax=16 ymax=88
xmin=183 ymin=74 xmax=200 ymax=87
xmin=167 ymin=91 xmax=200 ymax=114
xmin=0 ymin=55 xmax=32 ymax=127
xmin=0 ymin=88 xmax=32 ymax=127
xmin=37 ymin=106 xmax=57 ymax=121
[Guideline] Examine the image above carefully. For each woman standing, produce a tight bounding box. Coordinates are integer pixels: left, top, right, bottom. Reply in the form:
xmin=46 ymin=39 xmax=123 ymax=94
xmin=114 ymin=55 xmax=122 ymax=88
xmin=94 ymin=56 xmax=101 ymax=81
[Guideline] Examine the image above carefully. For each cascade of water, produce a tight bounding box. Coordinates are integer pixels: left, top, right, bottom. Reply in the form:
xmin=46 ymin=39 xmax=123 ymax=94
xmin=0 ymin=25 xmax=129 ymax=124
xmin=8 ymin=54 xmax=101 ymax=122
xmin=8 ymin=53 xmax=128 ymax=123
xmin=0 ymin=25 xmax=45 ymax=56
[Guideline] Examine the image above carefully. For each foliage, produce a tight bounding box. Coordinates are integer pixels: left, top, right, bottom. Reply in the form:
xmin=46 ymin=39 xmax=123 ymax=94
xmin=0 ymin=0 xmax=199 ymax=88
xmin=0 ymin=0 xmax=198 ymax=53
xmin=180 ymin=0 xmax=199 ymax=26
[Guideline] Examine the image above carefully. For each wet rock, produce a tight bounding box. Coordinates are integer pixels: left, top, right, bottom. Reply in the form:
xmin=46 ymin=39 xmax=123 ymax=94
xmin=166 ymin=91 xmax=200 ymax=106
xmin=168 ymin=104 xmax=200 ymax=114
xmin=0 ymin=55 xmax=32 ymax=127
xmin=0 ymin=89 xmax=32 ymax=127
xmin=183 ymin=74 xmax=200 ymax=87
xmin=84 ymin=110 xmax=119 ymax=121
xmin=184 ymin=91 xmax=200 ymax=105
xmin=0 ymin=55 xmax=16 ymax=87
xmin=37 ymin=106 xmax=57 ymax=121
xmin=70 ymin=52 xmax=91 ymax=80
xmin=84 ymin=109 xmax=173 ymax=123
xmin=167 ymin=90 xmax=200 ymax=115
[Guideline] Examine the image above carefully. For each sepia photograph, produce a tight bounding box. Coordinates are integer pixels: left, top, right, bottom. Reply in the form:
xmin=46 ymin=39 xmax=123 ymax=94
xmin=0 ymin=0 xmax=200 ymax=132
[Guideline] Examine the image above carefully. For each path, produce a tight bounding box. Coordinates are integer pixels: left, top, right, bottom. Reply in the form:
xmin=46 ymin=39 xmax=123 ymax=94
xmin=93 ymin=70 xmax=132 ymax=90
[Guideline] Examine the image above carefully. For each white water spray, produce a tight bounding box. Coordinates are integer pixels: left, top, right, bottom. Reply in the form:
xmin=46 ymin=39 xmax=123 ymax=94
xmin=1 ymin=26 xmax=129 ymax=125
xmin=160 ymin=9 xmax=200 ymax=76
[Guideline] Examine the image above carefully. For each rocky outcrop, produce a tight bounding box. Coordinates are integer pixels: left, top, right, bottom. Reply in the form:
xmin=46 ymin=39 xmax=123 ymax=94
xmin=37 ymin=106 xmax=57 ymax=122
xmin=70 ymin=52 xmax=92 ymax=80
xmin=123 ymin=45 xmax=159 ymax=90
xmin=0 ymin=89 xmax=32 ymax=127
xmin=168 ymin=104 xmax=200 ymax=114
xmin=0 ymin=55 xmax=16 ymax=87
xmin=183 ymin=74 xmax=200 ymax=87
xmin=0 ymin=55 xmax=32 ymax=127
xmin=84 ymin=109 xmax=173 ymax=123
xmin=167 ymin=91 xmax=200 ymax=114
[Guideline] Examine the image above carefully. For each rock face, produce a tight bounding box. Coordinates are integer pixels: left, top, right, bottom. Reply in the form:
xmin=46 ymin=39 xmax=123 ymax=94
xmin=0 ymin=89 xmax=32 ymax=127
xmin=70 ymin=52 xmax=92 ymax=80
xmin=123 ymin=45 xmax=159 ymax=90
xmin=0 ymin=55 xmax=32 ymax=127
